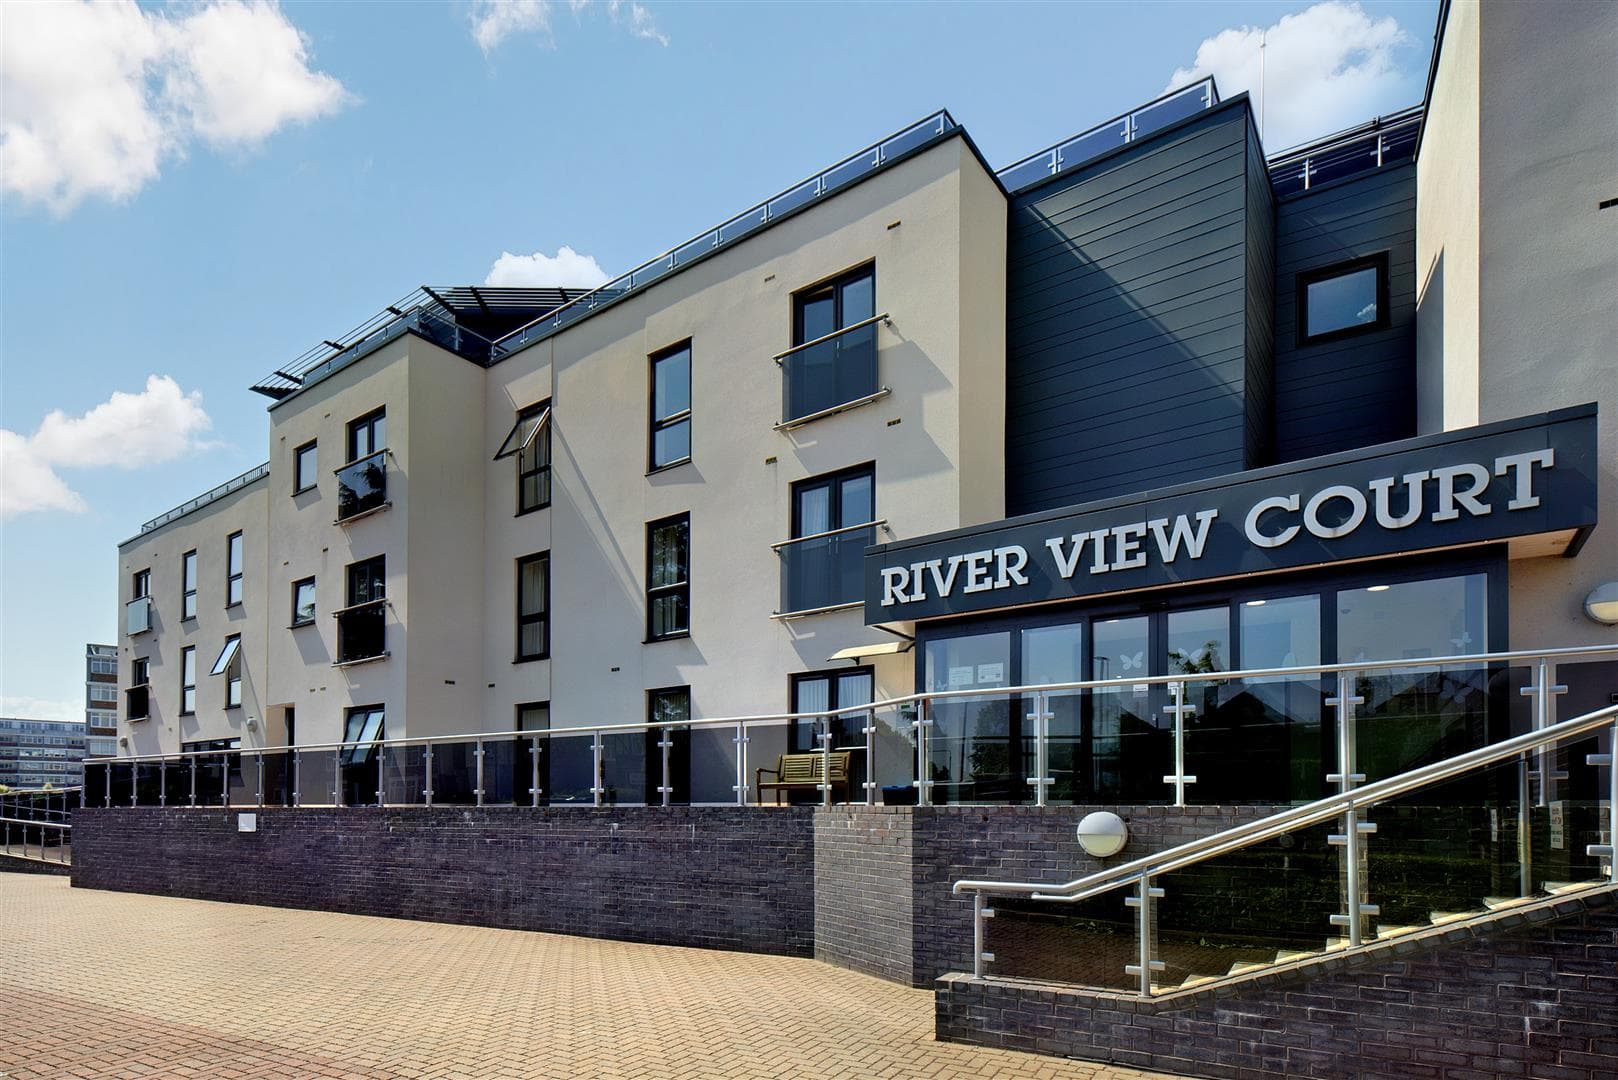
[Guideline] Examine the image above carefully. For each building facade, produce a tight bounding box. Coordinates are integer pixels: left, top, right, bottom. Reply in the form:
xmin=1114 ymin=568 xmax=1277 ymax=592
xmin=85 ymin=644 xmax=119 ymax=759
xmin=114 ymin=1 xmax=1615 ymax=805
xmin=0 ymin=717 xmax=86 ymax=791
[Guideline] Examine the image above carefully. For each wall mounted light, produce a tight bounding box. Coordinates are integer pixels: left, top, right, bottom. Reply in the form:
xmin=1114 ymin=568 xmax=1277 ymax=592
xmin=1585 ymin=582 xmax=1618 ymax=625
xmin=1076 ymin=811 xmax=1129 ymax=858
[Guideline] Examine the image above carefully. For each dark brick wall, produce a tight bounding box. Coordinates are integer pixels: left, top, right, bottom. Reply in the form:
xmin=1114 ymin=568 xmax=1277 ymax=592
xmin=814 ymin=808 xmax=913 ymax=982
xmin=72 ymin=807 xmax=815 ymax=956
xmin=0 ymin=851 xmax=72 ymax=876
xmin=937 ymin=886 xmax=1618 ymax=1079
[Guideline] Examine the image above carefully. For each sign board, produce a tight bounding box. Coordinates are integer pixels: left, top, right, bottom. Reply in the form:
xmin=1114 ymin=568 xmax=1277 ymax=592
xmin=866 ymin=407 xmax=1597 ymax=623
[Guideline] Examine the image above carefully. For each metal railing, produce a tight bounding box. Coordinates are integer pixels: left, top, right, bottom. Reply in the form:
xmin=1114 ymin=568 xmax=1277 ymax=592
xmin=334 ymin=450 xmax=388 ymax=522
xmin=995 ymin=78 xmax=1219 ymax=192
xmin=488 ymin=113 xmax=957 ymax=360
xmin=954 ymin=698 xmax=1618 ymax=993
xmin=138 ymin=463 xmax=270 ymax=535
xmin=775 ymin=314 xmax=889 ymax=428
xmin=1267 ymin=105 xmax=1423 ymax=197
xmin=0 ymin=788 xmax=78 ymax=865
xmin=772 ymin=519 xmax=887 ymax=617
xmin=81 ymin=643 xmax=1618 ymax=816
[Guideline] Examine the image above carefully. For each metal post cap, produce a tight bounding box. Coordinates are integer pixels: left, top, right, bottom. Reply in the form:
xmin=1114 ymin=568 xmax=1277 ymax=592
xmin=1076 ymin=811 xmax=1129 ymax=857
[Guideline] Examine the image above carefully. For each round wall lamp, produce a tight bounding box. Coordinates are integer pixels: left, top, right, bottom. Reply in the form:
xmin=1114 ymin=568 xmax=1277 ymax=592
xmin=1585 ymin=582 xmax=1618 ymax=626
xmin=1076 ymin=811 xmax=1129 ymax=858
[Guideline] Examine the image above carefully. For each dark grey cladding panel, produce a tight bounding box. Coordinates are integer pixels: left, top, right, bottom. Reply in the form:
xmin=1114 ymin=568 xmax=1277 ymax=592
xmin=1274 ymin=162 xmax=1418 ymax=462
xmin=1006 ymin=101 xmax=1264 ymax=514
xmin=867 ymin=407 xmax=1596 ymax=623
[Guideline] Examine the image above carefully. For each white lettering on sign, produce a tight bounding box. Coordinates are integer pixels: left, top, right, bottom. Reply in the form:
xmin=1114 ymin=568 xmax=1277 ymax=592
xmin=877 ymin=449 xmax=1557 ymax=607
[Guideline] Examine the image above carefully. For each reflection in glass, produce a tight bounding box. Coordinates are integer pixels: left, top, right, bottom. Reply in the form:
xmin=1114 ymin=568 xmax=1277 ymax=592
xmin=925 ymin=633 xmax=1014 ymax=804
xmin=1305 ymin=266 xmax=1379 ymax=338
xmin=1021 ymin=625 xmax=1083 ymax=803
xmin=1092 ymin=617 xmax=1156 ymax=801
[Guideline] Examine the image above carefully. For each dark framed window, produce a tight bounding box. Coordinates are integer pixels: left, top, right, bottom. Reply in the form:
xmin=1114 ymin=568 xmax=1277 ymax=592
xmin=781 ymin=463 xmax=876 ymax=613
xmin=516 ymin=552 xmax=550 ymax=661
xmin=1297 ymin=252 xmax=1390 ymax=345
xmin=517 ymin=702 xmax=550 ymax=732
xmin=347 ymin=556 xmax=385 ymax=606
xmin=789 ymin=668 xmax=874 ymax=799
xmin=792 ymin=463 xmax=874 ymax=539
xmin=179 ymin=646 xmax=196 ymax=715
xmin=291 ymin=577 xmax=316 ymax=627
xmin=494 ymin=403 xmax=551 ymax=514
xmin=226 ymin=532 xmax=243 ymax=607
xmin=128 ymin=657 xmax=151 ymax=721
xmin=339 ymin=705 xmax=385 ymax=806
xmin=784 ymin=263 xmax=878 ymax=423
xmin=294 ymin=440 xmax=318 ymax=494
xmin=646 ymin=514 xmax=690 ymax=641
xmin=346 ymin=408 xmax=386 ymax=462
xmin=337 ymin=557 xmax=386 ymax=664
xmin=649 ymin=342 xmax=692 ymax=470
xmin=132 ymin=568 xmax=150 ymax=600
xmin=211 ymin=635 xmax=242 ymax=709
xmin=181 ymin=550 xmax=197 ymax=620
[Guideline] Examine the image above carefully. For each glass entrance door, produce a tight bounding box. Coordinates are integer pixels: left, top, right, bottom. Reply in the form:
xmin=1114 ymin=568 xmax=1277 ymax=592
xmin=791 ymin=669 xmax=873 ymax=802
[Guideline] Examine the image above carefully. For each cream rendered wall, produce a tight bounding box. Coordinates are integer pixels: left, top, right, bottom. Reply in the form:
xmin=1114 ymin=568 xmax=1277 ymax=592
xmin=490 ymin=135 xmax=1005 ymax=729
xmin=1415 ymin=0 xmax=1481 ymax=434
xmin=117 ymin=479 xmax=270 ymax=757
xmin=264 ymin=337 xmax=416 ymax=747
xmin=1472 ymin=1 xmax=1618 ymax=649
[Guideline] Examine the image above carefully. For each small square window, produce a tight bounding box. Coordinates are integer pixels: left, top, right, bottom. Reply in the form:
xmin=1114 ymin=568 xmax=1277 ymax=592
xmin=1298 ymin=253 xmax=1389 ymax=345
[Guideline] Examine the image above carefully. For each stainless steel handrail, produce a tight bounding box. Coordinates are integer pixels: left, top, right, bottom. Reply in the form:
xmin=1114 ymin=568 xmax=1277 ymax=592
xmin=955 ymin=702 xmax=1618 ymax=903
xmin=771 ymin=313 xmax=890 ymax=362
xmin=0 ymin=816 xmax=71 ymax=830
xmin=769 ymin=519 xmax=888 ymax=550
xmin=82 ymin=642 xmax=1618 ymax=764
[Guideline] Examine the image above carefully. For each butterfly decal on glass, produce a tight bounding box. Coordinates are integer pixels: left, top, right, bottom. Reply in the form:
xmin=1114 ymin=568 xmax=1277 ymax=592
xmin=1450 ymin=631 xmax=1473 ymax=651
xmin=1118 ymin=651 xmax=1145 ymax=672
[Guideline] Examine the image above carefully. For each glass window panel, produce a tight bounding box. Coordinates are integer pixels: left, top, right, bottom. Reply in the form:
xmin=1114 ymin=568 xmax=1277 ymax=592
xmin=295 ymin=442 xmax=317 ymax=490
xmin=1337 ymin=574 xmax=1487 ymax=663
xmin=652 ymin=419 xmax=690 ymax=466
xmin=293 ymin=580 xmax=316 ymax=624
xmin=654 ymin=347 xmax=690 ymax=419
xmin=1306 ymin=266 xmax=1380 ymax=337
xmin=210 ymin=637 xmax=240 ymax=676
xmin=650 ymin=520 xmax=688 ymax=588
xmin=1091 ymin=616 xmax=1155 ymax=801
xmin=520 ymin=559 xmax=547 ymax=616
xmin=1240 ymin=595 xmax=1321 ymax=669
xmin=1166 ymin=606 xmax=1230 ymax=675
xmin=1021 ymin=624 xmax=1084 ymax=684
xmin=839 ymin=473 xmax=873 ymax=526
xmin=837 ymin=671 xmax=872 ymax=707
xmin=839 ymin=271 xmax=875 ymax=325
xmin=649 ymin=595 xmax=688 ymax=639
xmin=228 ymin=534 xmax=243 ymax=575
xmin=797 ymin=290 xmax=835 ymax=344
xmin=796 ymin=485 xmax=830 ymax=536
xmin=517 ymin=703 xmax=549 ymax=731
xmin=924 ymin=632 xmax=1014 ymax=804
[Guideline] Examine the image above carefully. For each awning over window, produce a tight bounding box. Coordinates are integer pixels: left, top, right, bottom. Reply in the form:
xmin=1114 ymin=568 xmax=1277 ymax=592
xmin=209 ymin=637 xmax=240 ymax=676
xmin=493 ymin=405 xmax=551 ymax=460
xmin=827 ymin=641 xmax=911 ymax=663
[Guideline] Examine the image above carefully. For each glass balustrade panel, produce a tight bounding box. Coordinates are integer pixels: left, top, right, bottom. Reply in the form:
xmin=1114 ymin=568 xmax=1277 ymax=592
xmin=430 ymin=742 xmax=477 ymax=805
xmin=382 ymin=745 xmax=426 ymax=805
xmin=296 ymin=749 xmax=338 ymax=806
xmin=546 ymin=732 xmax=597 ymax=806
xmin=986 ymin=891 xmax=1138 ymax=991
xmin=686 ymin=725 xmax=739 ymax=805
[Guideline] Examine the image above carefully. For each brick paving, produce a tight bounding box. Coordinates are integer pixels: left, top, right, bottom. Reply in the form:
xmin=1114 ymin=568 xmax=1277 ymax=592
xmin=0 ymin=874 xmax=1172 ymax=1080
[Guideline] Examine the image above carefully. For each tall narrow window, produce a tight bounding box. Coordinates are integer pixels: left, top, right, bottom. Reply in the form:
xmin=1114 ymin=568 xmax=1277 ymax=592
xmin=495 ymin=403 xmax=551 ymax=514
xmin=291 ymin=577 xmax=316 ymax=627
xmin=128 ymin=657 xmax=151 ymax=721
xmin=337 ymin=557 xmax=386 ymax=664
xmin=132 ymin=568 xmax=150 ymax=600
xmin=338 ymin=409 xmax=388 ymax=521
xmin=781 ymin=464 xmax=875 ymax=613
xmin=211 ymin=635 xmax=242 ymax=708
xmin=226 ymin=532 xmax=243 ymax=606
xmin=180 ymin=647 xmax=196 ymax=714
xmin=646 ymin=514 xmax=690 ymax=640
xmin=294 ymin=440 xmax=318 ymax=494
xmin=784 ymin=264 xmax=877 ymax=423
xmin=516 ymin=553 xmax=550 ymax=661
xmin=181 ymin=550 xmax=197 ymax=620
xmin=649 ymin=342 xmax=692 ymax=470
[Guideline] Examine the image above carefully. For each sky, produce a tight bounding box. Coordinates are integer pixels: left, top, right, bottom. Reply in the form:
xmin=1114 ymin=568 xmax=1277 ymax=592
xmin=0 ymin=0 xmax=1438 ymax=723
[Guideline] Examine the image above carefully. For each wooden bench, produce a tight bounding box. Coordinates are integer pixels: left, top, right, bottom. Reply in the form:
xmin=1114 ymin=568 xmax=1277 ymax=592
xmin=756 ymin=751 xmax=852 ymax=805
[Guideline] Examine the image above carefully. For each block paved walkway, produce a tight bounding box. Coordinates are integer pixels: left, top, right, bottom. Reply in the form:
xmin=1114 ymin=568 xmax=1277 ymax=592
xmin=0 ymin=874 xmax=1172 ymax=1080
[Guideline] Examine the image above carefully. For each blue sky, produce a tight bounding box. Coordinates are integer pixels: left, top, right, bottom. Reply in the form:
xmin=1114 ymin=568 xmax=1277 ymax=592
xmin=0 ymin=0 xmax=1437 ymax=721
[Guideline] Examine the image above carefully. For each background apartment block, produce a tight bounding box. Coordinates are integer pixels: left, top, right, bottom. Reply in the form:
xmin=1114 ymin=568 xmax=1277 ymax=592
xmin=84 ymin=644 xmax=119 ymax=759
xmin=0 ymin=717 xmax=86 ymax=790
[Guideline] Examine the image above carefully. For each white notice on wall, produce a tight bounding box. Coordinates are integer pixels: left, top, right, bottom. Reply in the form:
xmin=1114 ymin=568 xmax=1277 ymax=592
xmin=238 ymin=812 xmax=258 ymax=833
xmin=977 ymin=663 xmax=1004 ymax=684
xmin=948 ymin=666 xmax=973 ymax=689
xmin=1549 ymin=801 xmax=1565 ymax=850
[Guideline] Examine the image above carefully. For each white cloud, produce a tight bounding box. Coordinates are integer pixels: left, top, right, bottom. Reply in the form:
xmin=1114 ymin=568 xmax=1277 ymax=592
xmin=0 ymin=0 xmax=349 ymax=214
xmin=0 ymin=696 xmax=84 ymax=726
xmin=484 ymin=246 xmax=611 ymax=288
xmin=470 ymin=0 xmax=667 ymax=54
xmin=0 ymin=376 xmax=214 ymax=520
xmin=1165 ymin=1 xmax=1416 ymax=150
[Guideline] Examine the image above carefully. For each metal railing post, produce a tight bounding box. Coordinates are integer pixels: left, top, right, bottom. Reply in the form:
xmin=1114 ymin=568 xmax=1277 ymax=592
xmin=1521 ymin=656 xmax=1568 ymax=806
xmin=591 ymin=732 xmax=603 ymax=807
xmin=424 ymin=741 xmax=434 ymax=806
xmin=863 ymin=711 xmax=877 ymax=806
xmin=376 ymin=745 xmax=386 ymax=808
xmin=914 ymin=698 xmax=932 ymax=807
xmin=658 ymin=731 xmax=673 ymax=807
xmin=158 ymin=761 xmax=166 ymax=807
xmin=475 ymin=739 xmax=486 ymax=807
xmin=733 ymin=722 xmax=748 ymax=806
xmin=820 ymin=718 xmax=833 ymax=808
xmin=1586 ymin=719 xmax=1618 ymax=884
xmin=971 ymin=892 xmax=995 ymax=977
xmin=188 ymin=758 xmax=197 ymax=808
xmin=1162 ymin=682 xmax=1198 ymax=807
xmin=1124 ymin=874 xmax=1164 ymax=996
xmin=255 ymin=754 xmax=264 ymax=808
xmin=530 ymin=737 xmax=542 ymax=807
xmin=1517 ymin=759 xmax=1533 ymax=897
xmin=293 ymin=749 xmax=301 ymax=807
xmin=1026 ymin=690 xmax=1053 ymax=807
xmin=334 ymin=750 xmax=343 ymax=808
xmin=1327 ymin=670 xmax=1375 ymax=944
xmin=104 ymin=765 xmax=111 ymax=808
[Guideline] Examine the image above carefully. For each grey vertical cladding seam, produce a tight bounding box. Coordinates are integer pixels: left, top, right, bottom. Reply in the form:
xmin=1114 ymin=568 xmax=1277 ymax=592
xmin=1272 ymin=163 xmax=1418 ymax=463
xmin=936 ymin=887 xmax=1618 ymax=1080
xmin=1004 ymin=102 xmax=1267 ymax=516
xmin=71 ymin=807 xmax=816 ymax=956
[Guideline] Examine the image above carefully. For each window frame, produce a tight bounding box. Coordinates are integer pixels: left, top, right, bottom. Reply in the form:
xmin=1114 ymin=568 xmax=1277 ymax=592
xmin=345 ymin=408 xmax=386 ymax=464
xmin=132 ymin=568 xmax=151 ymax=600
xmin=791 ymin=262 xmax=876 ymax=347
xmin=493 ymin=401 xmax=552 ymax=515
xmin=515 ymin=552 xmax=550 ymax=662
xmin=225 ymin=531 xmax=244 ymax=608
xmin=516 ymin=701 xmax=550 ymax=732
xmin=181 ymin=550 xmax=198 ymax=620
xmin=290 ymin=577 xmax=316 ymax=628
xmin=179 ymin=646 xmax=196 ymax=715
xmin=790 ymin=462 xmax=877 ymax=539
xmin=293 ymin=440 xmax=318 ymax=494
xmin=211 ymin=635 xmax=243 ymax=709
xmin=645 ymin=512 xmax=691 ymax=642
xmin=648 ymin=341 xmax=693 ymax=473
xmin=1296 ymin=251 xmax=1391 ymax=347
